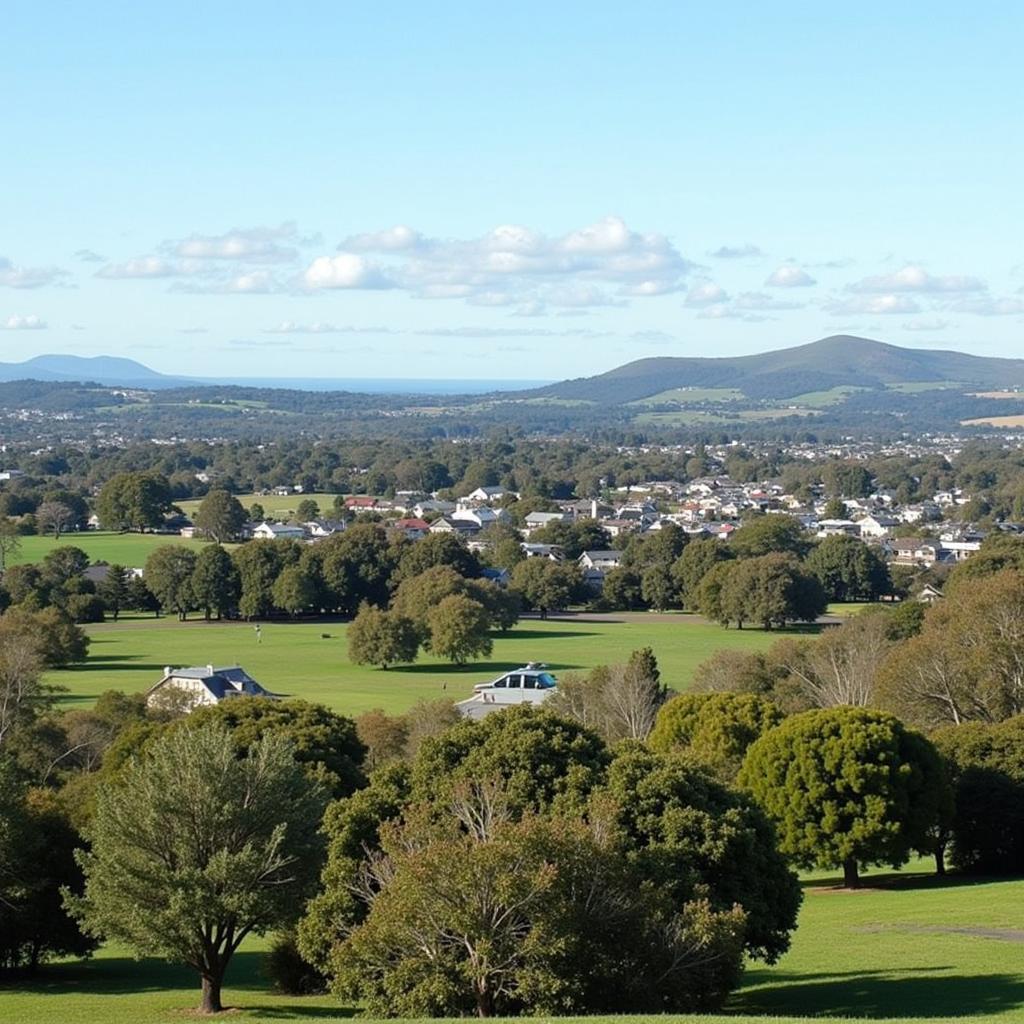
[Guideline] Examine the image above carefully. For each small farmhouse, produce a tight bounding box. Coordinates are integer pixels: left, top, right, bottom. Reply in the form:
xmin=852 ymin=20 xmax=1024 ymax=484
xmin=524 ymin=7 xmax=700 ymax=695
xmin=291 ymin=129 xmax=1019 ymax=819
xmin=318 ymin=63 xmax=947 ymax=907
xmin=145 ymin=664 xmax=277 ymax=712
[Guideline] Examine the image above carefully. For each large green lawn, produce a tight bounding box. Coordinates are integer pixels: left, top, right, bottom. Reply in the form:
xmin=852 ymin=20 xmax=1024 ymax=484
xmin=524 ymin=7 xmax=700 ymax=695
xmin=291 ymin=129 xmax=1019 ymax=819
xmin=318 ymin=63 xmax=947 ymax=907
xmin=3 ymin=869 xmax=1019 ymax=1023
xmin=8 ymin=531 xmax=211 ymax=569
xmin=47 ymin=615 xmax=791 ymax=716
xmin=177 ymin=492 xmax=344 ymax=519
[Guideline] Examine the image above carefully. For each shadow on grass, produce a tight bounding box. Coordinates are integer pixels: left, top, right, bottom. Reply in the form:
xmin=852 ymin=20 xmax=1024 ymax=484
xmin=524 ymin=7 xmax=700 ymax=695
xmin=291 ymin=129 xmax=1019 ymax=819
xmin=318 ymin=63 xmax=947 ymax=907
xmin=385 ymin=659 xmax=584 ymax=677
xmin=736 ymin=968 xmax=1024 ymax=1018
xmin=240 ymin=1008 xmax=356 ymax=1020
xmin=802 ymin=869 xmax=1021 ymax=892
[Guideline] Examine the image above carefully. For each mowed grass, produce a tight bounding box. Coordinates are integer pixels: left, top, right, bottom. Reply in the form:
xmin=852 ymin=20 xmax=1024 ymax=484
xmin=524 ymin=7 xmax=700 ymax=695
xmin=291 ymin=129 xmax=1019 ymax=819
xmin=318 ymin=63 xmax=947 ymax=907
xmin=46 ymin=615 xmax=790 ymax=715
xmin=177 ymin=492 xmax=343 ymax=519
xmin=8 ymin=531 xmax=213 ymax=569
xmin=735 ymin=868 xmax=1024 ymax=1021
xmin=4 ymin=870 xmax=1022 ymax=1023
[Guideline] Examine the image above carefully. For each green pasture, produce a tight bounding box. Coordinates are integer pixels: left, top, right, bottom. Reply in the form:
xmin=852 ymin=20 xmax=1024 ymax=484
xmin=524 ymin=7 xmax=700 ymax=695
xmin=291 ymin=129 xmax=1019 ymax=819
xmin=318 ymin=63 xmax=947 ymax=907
xmin=8 ymin=531 xmax=211 ymax=570
xmin=630 ymin=386 xmax=746 ymax=405
xmin=886 ymin=380 xmax=963 ymax=394
xmin=776 ymin=386 xmax=869 ymax=408
xmin=177 ymin=492 xmax=343 ymax=519
xmin=3 ymin=867 xmax=1020 ymax=1023
xmin=47 ymin=615 xmax=790 ymax=715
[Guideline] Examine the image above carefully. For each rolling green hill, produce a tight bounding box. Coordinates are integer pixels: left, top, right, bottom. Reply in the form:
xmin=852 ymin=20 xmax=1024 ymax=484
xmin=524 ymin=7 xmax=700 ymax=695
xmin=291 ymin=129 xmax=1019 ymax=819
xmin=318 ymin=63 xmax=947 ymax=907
xmin=534 ymin=336 xmax=1024 ymax=403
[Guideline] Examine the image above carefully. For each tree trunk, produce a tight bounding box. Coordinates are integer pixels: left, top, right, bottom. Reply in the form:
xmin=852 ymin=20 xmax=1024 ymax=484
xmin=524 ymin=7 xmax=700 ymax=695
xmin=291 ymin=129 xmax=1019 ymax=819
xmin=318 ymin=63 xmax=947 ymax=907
xmin=935 ymin=845 xmax=946 ymax=876
xmin=200 ymin=972 xmax=224 ymax=1014
xmin=842 ymin=857 xmax=860 ymax=889
xmin=475 ymin=982 xmax=493 ymax=1018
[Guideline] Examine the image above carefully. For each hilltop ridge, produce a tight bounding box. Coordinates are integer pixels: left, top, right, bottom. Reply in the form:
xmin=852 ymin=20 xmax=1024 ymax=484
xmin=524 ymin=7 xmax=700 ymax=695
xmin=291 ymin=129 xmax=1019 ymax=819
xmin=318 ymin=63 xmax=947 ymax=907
xmin=532 ymin=336 xmax=1024 ymax=403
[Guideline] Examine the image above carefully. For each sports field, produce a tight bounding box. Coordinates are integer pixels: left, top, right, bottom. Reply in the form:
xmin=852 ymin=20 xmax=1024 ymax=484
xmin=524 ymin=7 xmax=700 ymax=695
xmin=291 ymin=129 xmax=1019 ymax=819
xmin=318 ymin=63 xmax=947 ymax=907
xmin=46 ymin=614 xmax=793 ymax=715
xmin=7 ymin=531 xmax=212 ymax=569
xmin=176 ymin=492 xmax=343 ymax=519
xmin=3 ymin=866 xmax=1019 ymax=1023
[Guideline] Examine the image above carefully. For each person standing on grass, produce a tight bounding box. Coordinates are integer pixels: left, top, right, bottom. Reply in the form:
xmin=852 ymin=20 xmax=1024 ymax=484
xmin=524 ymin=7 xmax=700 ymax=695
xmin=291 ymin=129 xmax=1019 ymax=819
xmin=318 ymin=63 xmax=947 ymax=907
xmin=254 ymin=624 xmax=262 ymax=644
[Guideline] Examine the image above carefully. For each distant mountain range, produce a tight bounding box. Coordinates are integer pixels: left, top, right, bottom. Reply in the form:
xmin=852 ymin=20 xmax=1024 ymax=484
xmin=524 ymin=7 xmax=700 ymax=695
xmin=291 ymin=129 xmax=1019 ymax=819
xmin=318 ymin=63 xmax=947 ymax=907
xmin=5 ymin=337 xmax=1024 ymax=403
xmin=531 ymin=336 xmax=1024 ymax=403
xmin=0 ymin=354 xmax=188 ymax=388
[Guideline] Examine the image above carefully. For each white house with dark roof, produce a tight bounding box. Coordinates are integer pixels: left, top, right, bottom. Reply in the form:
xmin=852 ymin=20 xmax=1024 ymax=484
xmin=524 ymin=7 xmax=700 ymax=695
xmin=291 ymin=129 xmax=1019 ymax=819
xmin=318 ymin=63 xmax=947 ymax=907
xmin=145 ymin=665 xmax=277 ymax=712
xmin=252 ymin=521 xmax=306 ymax=540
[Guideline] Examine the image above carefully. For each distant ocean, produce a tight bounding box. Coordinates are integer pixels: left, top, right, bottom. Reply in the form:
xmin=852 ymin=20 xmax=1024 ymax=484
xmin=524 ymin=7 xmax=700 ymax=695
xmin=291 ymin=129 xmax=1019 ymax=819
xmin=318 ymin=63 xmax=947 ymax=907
xmin=199 ymin=377 xmax=554 ymax=395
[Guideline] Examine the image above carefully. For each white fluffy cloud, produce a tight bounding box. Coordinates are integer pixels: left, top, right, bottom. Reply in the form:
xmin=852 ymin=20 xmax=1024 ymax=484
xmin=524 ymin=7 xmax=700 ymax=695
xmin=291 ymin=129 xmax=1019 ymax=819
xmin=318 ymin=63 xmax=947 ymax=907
xmin=302 ymin=253 xmax=393 ymax=290
xmin=707 ymin=244 xmax=763 ymax=259
xmin=765 ymin=264 xmax=816 ymax=288
xmin=1 ymin=314 xmax=47 ymax=330
xmin=684 ymin=281 xmax=729 ymax=307
xmin=97 ymin=256 xmax=182 ymax=279
xmin=302 ymin=216 xmax=693 ymax=307
xmin=0 ymin=257 xmax=67 ymax=289
xmin=849 ymin=264 xmax=985 ymax=294
xmin=170 ymin=223 xmax=301 ymax=263
xmin=826 ymin=294 xmax=922 ymax=315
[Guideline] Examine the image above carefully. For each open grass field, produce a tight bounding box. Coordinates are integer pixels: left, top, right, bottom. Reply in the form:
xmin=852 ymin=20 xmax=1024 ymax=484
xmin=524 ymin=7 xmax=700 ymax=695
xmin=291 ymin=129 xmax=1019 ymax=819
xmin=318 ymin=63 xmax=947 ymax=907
xmin=176 ymin=492 xmax=344 ymax=519
xmin=46 ymin=614 xmax=793 ymax=715
xmin=3 ymin=866 xmax=1020 ymax=1023
xmin=8 ymin=531 xmax=212 ymax=569
xmin=961 ymin=415 xmax=1024 ymax=428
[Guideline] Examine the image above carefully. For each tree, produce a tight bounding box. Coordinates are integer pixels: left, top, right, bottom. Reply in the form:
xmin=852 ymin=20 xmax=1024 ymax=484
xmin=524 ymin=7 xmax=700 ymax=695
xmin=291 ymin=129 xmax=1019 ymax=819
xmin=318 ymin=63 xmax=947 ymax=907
xmin=805 ymin=535 xmax=891 ymax=602
xmin=144 ymin=546 xmax=197 ymax=620
xmin=640 ymin=563 xmax=681 ymax=610
xmin=0 ymin=607 xmax=89 ymax=667
xmin=320 ymin=524 xmax=397 ymax=615
xmin=547 ymin=650 xmax=667 ymax=743
xmin=355 ymin=709 xmax=410 ymax=771
xmin=672 ymin=538 xmax=731 ymax=604
xmin=427 ymin=594 xmax=492 ymax=665
xmin=0 ymin=632 xmax=47 ymax=747
xmin=193 ymin=489 xmax=246 ymax=543
xmin=35 ymin=501 xmax=75 ymax=540
xmin=704 ymin=554 xmax=826 ymax=630
xmin=933 ymin=718 xmax=1024 ymax=874
xmin=347 ymin=605 xmax=420 ymax=669
xmin=329 ymin=800 xmax=747 ymax=1017
xmin=0 ymin=775 xmax=95 ymax=973
xmin=782 ymin=613 xmax=894 ymax=708
xmin=295 ymin=498 xmax=320 ymax=522
xmin=272 ymin=565 xmax=318 ymax=617
xmin=248 ymin=502 xmax=265 ymax=522
xmin=190 ymin=545 xmax=240 ymax=620
xmin=0 ymin=517 xmax=22 ymax=570
xmin=649 ymin=692 xmax=783 ymax=780
xmin=600 ymin=567 xmax=645 ymax=610
xmin=127 ymin=575 xmax=159 ymax=616
xmin=187 ymin=697 xmax=366 ymax=799
xmin=96 ymin=564 xmax=130 ymax=621
xmin=822 ymin=497 xmax=846 ymax=520
xmin=395 ymin=532 xmax=480 ymax=582
xmin=729 ymin=514 xmax=810 ymax=560
xmin=739 ymin=707 xmax=949 ymax=887
xmin=510 ymin=558 xmax=581 ymax=612
xmin=874 ymin=570 xmax=1024 ymax=728
xmin=233 ymin=539 xmax=299 ymax=619
xmin=95 ymin=472 xmax=173 ymax=532
xmin=69 ymin=723 xmax=327 ymax=1014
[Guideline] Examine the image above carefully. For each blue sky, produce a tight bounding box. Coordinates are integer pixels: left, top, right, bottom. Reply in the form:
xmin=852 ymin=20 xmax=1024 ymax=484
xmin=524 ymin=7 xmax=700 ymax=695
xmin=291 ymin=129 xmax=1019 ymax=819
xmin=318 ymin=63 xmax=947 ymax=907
xmin=2 ymin=2 xmax=1022 ymax=380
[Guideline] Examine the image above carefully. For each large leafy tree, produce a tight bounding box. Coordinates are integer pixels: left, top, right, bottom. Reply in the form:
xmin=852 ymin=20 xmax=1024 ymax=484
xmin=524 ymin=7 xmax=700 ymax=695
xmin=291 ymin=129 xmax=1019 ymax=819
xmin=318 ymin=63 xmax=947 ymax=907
xmin=232 ymin=539 xmax=300 ymax=619
xmin=69 ymin=723 xmax=327 ymax=1014
xmin=193 ymin=489 xmax=247 ymax=543
xmin=299 ymin=711 xmax=797 ymax=1016
xmin=187 ymin=697 xmax=366 ymax=799
xmin=739 ymin=707 xmax=949 ymax=887
xmin=144 ymin=546 xmax=198 ymax=620
xmin=805 ymin=534 xmax=891 ymax=602
xmin=96 ymin=472 xmax=174 ymax=532
xmin=510 ymin=558 xmax=581 ymax=611
xmin=875 ymin=569 xmax=1024 ymax=728
xmin=190 ymin=544 xmax=241 ymax=620
xmin=648 ymin=691 xmax=783 ymax=780
xmin=426 ymin=593 xmax=492 ymax=665
xmin=0 ymin=768 xmax=95 ymax=973
xmin=728 ymin=514 xmax=810 ymax=560
xmin=347 ymin=604 xmax=420 ymax=669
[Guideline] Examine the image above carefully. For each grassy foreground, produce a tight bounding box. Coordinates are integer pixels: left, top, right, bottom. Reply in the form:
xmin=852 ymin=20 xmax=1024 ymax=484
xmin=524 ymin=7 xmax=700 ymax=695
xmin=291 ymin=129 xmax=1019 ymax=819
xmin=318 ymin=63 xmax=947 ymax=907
xmin=47 ymin=615 xmax=790 ymax=716
xmin=2 ymin=868 xmax=1020 ymax=1023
